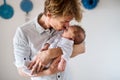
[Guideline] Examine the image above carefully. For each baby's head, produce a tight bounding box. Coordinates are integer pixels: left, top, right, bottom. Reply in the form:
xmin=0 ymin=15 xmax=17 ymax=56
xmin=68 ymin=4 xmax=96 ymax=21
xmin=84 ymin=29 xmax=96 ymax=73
xmin=62 ymin=25 xmax=86 ymax=44
xmin=72 ymin=25 xmax=85 ymax=44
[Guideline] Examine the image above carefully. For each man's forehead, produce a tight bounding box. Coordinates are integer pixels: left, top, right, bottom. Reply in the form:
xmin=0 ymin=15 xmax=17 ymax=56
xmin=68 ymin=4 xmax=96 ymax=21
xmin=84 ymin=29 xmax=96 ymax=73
xmin=64 ymin=16 xmax=73 ymax=20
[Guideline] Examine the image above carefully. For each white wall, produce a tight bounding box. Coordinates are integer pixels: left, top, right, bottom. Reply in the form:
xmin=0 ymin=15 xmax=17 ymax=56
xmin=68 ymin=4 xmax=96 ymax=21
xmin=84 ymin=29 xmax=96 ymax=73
xmin=0 ymin=0 xmax=120 ymax=80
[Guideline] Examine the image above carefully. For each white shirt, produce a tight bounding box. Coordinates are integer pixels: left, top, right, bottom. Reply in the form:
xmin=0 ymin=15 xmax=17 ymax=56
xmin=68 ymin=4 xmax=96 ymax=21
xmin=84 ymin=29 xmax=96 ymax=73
xmin=13 ymin=16 xmax=72 ymax=80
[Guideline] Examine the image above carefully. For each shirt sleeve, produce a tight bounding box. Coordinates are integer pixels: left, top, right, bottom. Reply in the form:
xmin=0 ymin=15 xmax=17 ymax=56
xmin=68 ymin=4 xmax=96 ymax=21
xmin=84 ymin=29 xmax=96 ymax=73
xmin=13 ymin=27 xmax=31 ymax=68
xmin=57 ymin=37 xmax=74 ymax=61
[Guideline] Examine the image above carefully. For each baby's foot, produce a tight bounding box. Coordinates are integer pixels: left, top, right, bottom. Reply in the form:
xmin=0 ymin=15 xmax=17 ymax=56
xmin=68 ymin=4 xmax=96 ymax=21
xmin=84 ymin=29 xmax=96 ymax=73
xmin=58 ymin=58 xmax=66 ymax=71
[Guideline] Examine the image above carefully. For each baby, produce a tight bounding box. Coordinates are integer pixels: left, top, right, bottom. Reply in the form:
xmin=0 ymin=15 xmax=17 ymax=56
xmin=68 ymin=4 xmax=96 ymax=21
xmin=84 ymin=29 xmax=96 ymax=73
xmin=41 ymin=25 xmax=86 ymax=71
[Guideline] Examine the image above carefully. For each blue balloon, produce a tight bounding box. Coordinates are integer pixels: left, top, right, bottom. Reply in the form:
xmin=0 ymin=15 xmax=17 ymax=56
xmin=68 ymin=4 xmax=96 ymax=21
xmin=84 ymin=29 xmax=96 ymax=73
xmin=20 ymin=0 xmax=33 ymax=13
xmin=0 ymin=4 xmax=14 ymax=19
xmin=81 ymin=0 xmax=99 ymax=10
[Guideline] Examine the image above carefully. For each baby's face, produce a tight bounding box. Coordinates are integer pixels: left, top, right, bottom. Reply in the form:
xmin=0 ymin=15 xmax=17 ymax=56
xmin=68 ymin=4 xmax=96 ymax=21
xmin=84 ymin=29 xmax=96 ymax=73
xmin=62 ymin=26 xmax=77 ymax=40
xmin=63 ymin=25 xmax=85 ymax=44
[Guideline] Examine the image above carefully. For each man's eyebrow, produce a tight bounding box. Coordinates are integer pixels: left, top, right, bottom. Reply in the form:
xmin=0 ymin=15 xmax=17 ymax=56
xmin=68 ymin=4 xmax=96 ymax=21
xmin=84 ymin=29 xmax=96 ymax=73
xmin=65 ymin=21 xmax=70 ymax=22
xmin=61 ymin=20 xmax=69 ymax=23
xmin=66 ymin=20 xmax=71 ymax=22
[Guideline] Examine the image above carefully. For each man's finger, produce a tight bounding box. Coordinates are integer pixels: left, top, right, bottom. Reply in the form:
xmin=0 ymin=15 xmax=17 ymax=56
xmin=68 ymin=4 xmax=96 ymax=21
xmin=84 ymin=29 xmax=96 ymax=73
xmin=36 ymin=62 xmax=42 ymax=73
xmin=50 ymin=56 xmax=61 ymax=69
xmin=28 ymin=61 xmax=35 ymax=70
xmin=31 ymin=60 xmax=39 ymax=75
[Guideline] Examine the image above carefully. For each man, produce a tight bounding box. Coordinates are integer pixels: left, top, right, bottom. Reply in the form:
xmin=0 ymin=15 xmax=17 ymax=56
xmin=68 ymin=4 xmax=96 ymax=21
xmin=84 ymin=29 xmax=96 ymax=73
xmin=13 ymin=0 xmax=85 ymax=80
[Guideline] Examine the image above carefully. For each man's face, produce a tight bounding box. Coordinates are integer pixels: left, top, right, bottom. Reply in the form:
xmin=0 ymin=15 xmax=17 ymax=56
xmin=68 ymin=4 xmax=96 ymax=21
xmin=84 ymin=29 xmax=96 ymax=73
xmin=48 ymin=15 xmax=73 ymax=31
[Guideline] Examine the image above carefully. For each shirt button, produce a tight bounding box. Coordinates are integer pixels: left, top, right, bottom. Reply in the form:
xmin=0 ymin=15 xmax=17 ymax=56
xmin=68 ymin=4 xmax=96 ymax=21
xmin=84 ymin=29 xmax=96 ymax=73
xmin=29 ymin=57 xmax=31 ymax=60
xmin=58 ymin=75 xmax=60 ymax=78
xmin=24 ymin=58 xmax=26 ymax=60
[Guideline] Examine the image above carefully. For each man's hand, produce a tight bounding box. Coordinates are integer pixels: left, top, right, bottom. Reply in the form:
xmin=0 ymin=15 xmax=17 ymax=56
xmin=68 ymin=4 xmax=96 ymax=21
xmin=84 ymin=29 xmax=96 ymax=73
xmin=28 ymin=48 xmax=62 ymax=75
xmin=28 ymin=51 xmax=51 ymax=75
xmin=32 ymin=56 xmax=63 ymax=77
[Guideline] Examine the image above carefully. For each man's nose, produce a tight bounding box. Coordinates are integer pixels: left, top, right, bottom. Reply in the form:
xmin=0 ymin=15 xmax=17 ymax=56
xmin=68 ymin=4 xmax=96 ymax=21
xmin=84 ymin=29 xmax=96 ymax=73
xmin=64 ymin=22 xmax=69 ymax=27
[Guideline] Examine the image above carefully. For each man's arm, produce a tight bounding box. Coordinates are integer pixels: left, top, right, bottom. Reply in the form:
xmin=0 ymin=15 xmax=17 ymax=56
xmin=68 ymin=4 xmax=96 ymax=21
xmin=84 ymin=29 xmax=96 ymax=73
xmin=71 ymin=42 xmax=85 ymax=57
xmin=17 ymin=42 xmax=85 ymax=77
xmin=17 ymin=55 xmax=62 ymax=77
xmin=32 ymin=56 xmax=62 ymax=77
xmin=28 ymin=47 xmax=63 ymax=75
xmin=28 ymin=47 xmax=62 ymax=68
xmin=29 ymin=42 xmax=85 ymax=75
xmin=46 ymin=47 xmax=63 ymax=59
xmin=46 ymin=42 xmax=85 ymax=59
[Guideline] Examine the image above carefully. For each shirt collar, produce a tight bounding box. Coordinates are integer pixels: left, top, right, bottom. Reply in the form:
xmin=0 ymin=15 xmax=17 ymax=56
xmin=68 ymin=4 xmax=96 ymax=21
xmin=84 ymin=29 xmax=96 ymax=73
xmin=34 ymin=14 xmax=51 ymax=34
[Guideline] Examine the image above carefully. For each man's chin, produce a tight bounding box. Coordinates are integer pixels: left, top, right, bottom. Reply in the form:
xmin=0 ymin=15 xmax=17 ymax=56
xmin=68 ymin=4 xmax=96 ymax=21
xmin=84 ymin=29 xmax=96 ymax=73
xmin=57 ymin=29 xmax=62 ymax=31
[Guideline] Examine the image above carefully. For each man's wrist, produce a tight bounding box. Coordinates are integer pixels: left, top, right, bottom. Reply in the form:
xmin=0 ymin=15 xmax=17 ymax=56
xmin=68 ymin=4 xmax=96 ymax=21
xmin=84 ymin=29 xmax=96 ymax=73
xmin=47 ymin=48 xmax=63 ymax=59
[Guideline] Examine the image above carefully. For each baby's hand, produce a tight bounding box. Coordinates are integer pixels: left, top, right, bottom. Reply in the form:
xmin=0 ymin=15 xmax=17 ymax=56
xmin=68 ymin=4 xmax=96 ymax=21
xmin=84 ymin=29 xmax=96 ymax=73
xmin=41 ymin=43 xmax=50 ymax=51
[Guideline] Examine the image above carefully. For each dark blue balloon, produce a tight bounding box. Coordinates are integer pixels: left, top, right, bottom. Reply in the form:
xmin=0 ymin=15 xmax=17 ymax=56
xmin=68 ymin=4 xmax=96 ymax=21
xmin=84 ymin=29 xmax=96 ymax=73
xmin=0 ymin=4 xmax=14 ymax=19
xmin=81 ymin=0 xmax=99 ymax=10
xmin=20 ymin=0 xmax=33 ymax=13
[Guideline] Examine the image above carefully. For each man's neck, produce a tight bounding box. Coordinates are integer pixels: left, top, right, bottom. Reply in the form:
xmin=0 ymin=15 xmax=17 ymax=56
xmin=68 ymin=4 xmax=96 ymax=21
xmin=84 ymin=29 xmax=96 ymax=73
xmin=38 ymin=14 xmax=50 ymax=29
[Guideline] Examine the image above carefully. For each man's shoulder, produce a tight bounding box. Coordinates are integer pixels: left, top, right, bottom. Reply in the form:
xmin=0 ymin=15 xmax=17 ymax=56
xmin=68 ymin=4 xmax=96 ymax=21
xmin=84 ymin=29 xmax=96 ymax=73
xmin=20 ymin=20 xmax=35 ymax=31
